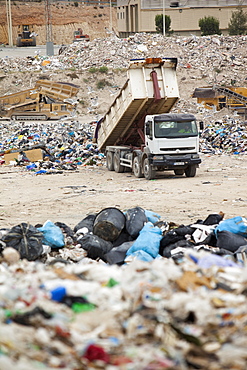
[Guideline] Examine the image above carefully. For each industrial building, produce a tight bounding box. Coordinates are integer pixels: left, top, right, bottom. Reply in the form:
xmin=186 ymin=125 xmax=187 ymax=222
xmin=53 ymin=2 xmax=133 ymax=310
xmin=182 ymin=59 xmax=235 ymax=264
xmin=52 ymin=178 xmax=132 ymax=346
xmin=116 ymin=0 xmax=247 ymax=37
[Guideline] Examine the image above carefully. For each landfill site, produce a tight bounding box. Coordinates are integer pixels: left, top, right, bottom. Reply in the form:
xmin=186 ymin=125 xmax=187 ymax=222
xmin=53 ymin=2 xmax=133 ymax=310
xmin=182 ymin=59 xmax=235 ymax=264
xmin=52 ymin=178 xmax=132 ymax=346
xmin=0 ymin=32 xmax=247 ymax=370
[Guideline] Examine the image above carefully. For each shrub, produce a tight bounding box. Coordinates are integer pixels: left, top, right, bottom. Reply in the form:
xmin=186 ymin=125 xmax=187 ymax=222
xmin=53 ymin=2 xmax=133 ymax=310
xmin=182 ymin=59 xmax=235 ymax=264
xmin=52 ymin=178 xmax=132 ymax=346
xmin=99 ymin=66 xmax=108 ymax=73
xmin=155 ymin=14 xmax=171 ymax=34
xmin=96 ymin=79 xmax=112 ymax=89
xmin=199 ymin=16 xmax=221 ymax=36
xmin=89 ymin=67 xmax=99 ymax=73
xmin=96 ymin=80 xmax=107 ymax=89
xmin=228 ymin=8 xmax=247 ymax=35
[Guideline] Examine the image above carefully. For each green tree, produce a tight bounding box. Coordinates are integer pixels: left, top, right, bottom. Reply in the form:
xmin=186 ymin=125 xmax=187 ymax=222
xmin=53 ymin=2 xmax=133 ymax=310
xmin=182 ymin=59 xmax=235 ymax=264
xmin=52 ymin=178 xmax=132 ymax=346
xmin=228 ymin=8 xmax=247 ymax=35
xmin=199 ymin=16 xmax=221 ymax=36
xmin=155 ymin=14 xmax=171 ymax=35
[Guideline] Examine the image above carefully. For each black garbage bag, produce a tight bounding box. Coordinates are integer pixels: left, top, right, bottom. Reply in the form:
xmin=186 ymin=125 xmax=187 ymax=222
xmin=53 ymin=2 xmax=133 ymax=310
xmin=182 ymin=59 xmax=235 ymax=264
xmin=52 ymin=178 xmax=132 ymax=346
xmin=125 ymin=206 xmax=147 ymax=239
xmin=105 ymin=241 xmax=134 ymax=265
xmin=112 ymin=229 xmax=134 ymax=248
xmin=74 ymin=214 xmax=96 ymax=233
xmin=216 ymin=230 xmax=247 ymax=252
xmin=196 ymin=231 xmax=217 ymax=247
xmin=216 ymin=248 xmax=235 ymax=256
xmin=2 ymin=223 xmax=43 ymax=261
xmin=161 ymin=239 xmax=194 ymax=258
xmin=78 ymin=234 xmax=113 ymax=261
xmin=173 ymin=225 xmax=195 ymax=236
xmin=159 ymin=231 xmax=185 ymax=255
xmin=203 ymin=212 xmax=224 ymax=226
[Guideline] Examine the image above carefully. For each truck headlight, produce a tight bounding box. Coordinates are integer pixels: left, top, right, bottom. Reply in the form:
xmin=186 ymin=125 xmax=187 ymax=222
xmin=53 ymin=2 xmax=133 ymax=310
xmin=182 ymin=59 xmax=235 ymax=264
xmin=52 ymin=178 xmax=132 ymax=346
xmin=192 ymin=154 xmax=199 ymax=159
xmin=153 ymin=155 xmax=163 ymax=160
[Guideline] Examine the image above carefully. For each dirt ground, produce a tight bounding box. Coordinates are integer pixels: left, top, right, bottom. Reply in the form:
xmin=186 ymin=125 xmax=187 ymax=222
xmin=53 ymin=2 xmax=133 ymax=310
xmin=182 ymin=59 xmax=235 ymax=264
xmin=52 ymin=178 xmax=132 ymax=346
xmin=1 ymin=37 xmax=247 ymax=232
xmin=1 ymin=153 xmax=246 ymax=230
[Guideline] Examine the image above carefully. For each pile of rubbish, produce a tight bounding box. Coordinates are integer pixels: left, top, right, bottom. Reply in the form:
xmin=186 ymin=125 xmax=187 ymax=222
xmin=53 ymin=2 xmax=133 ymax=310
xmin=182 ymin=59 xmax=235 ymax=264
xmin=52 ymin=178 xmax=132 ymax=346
xmin=0 ymin=119 xmax=104 ymax=171
xmin=200 ymin=118 xmax=247 ymax=155
xmin=1 ymin=206 xmax=247 ymax=265
xmin=0 ymin=34 xmax=247 ymax=88
xmin=0 ymin=206 xmax=247 ymax=369
xmin=1 ymin=116 xmax=247 ymax=171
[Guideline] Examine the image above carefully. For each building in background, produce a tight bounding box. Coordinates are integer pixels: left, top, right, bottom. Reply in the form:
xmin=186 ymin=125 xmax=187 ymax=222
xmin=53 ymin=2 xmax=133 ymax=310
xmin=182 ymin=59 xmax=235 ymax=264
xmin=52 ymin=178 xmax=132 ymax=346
xmin=117 ymin=0 xmax=247 ymax=37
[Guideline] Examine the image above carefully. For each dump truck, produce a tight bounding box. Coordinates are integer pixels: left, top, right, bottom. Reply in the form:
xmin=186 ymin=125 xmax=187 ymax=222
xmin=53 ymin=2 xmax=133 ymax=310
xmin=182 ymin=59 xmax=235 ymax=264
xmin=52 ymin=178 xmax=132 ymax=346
xmin=0 ymin=80 xmax=79 ymax=120
xmin=94 ymin=57 xmax=202 ymax=180
xmin=16 ymin=25 xmax=36 ymax=47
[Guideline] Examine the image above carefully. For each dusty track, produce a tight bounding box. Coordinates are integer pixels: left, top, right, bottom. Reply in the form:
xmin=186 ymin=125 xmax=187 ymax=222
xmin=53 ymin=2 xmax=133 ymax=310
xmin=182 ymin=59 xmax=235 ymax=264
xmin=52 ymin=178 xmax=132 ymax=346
xmin=1 ymin=153 xmax=247 ymax=229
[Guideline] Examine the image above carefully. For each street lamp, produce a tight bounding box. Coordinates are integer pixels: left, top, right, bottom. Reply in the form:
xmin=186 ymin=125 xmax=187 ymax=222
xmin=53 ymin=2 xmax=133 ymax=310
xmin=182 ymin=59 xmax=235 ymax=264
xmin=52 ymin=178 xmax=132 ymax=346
xmin=163 ymin=0 xmax=165 ymax=36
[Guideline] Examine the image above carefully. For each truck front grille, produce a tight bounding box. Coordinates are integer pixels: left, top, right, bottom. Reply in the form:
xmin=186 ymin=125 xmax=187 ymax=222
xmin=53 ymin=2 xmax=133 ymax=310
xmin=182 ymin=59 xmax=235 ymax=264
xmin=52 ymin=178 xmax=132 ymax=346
xmin=160 ymin=147 xmax=195 ymax=151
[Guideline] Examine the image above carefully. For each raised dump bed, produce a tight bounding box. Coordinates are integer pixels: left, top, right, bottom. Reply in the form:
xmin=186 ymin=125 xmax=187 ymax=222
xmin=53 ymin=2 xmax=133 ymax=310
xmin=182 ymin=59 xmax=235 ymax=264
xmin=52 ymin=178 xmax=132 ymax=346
xmin=96 ymin=58 xmax=179 ymax=151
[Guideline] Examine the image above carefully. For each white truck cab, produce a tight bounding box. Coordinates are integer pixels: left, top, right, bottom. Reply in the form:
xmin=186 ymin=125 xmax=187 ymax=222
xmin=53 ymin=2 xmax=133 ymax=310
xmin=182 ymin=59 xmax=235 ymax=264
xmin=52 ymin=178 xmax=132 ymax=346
xmin=142 ymin=113 xmax=201 ymax=179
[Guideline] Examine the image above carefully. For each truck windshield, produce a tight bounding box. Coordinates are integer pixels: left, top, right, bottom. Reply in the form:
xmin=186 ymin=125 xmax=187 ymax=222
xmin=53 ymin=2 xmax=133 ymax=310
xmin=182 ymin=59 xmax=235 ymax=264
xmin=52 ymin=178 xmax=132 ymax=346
xmin=154 ymin=120 xmax=198 ymax=138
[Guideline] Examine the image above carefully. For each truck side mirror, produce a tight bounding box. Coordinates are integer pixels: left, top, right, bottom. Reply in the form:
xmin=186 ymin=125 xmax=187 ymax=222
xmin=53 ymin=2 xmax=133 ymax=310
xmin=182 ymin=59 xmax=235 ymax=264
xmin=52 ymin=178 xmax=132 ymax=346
xmin=145 ymin=123 xmax=151 ymax=136
xmin=199 ymin=121 xmax=204 ymax=131
xmin=145 ymin=122 xmax=151 ymax=137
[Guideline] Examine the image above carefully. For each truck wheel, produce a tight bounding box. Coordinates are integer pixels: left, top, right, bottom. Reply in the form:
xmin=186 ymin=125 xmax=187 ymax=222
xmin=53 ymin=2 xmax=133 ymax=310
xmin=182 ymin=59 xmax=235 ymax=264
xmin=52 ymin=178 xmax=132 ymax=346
xmin=174 ymin=169 xmax=184 ymax=176
xmin=114 ymin=152 xmax=124 ymax=173
xmin=106 ymin=151 xmax=114 ymax=171
xmin=133 ymin=156 xmax=143 ymax=178
xmin=185 ymin=165 xmax=196 ymax=177
xmin=143 ymin=158 xmax=156 ymax=180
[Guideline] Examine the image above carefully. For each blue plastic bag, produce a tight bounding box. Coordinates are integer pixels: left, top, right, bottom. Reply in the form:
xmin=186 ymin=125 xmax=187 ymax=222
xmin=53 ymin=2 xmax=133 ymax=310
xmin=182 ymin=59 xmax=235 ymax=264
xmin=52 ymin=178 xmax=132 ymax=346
xmin=38 ymin=220 xmax=65 ymax=248
xmin=215 ymin=216 xmax=247 ymax=238
xmin=126 ymin=222 xmax=162 ymax=259
xmin=50 ymin=286 xmax=66 ymax=302
xmin=35 ymin=170 xmax=47 ymax=175
xmin=125 ymin=250 xmax=154 ymax=262
xmin=145 ymin=210 xmax=161 ymax=224
xmin=26 ymin=163 xmax=37 ymax=170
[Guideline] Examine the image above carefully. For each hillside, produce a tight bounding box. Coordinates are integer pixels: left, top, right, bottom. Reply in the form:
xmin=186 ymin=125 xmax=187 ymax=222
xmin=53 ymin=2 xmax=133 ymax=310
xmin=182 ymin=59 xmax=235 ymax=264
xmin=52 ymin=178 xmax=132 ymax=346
xmin=0 ymin=1 xmax=117 ymax=45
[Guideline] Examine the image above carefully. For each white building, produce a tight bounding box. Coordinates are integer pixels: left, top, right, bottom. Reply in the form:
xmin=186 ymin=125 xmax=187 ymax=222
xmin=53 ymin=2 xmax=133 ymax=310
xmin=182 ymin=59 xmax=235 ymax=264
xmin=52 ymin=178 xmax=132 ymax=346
xmin=117 ymin=0 xmax=247 ymax=36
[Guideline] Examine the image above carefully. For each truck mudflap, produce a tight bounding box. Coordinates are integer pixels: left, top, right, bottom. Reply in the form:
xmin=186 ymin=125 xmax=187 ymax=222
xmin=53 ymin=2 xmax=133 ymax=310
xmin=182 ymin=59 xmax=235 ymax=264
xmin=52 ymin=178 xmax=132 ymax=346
xmin=150 ymin=154 xmax=201 ymax=169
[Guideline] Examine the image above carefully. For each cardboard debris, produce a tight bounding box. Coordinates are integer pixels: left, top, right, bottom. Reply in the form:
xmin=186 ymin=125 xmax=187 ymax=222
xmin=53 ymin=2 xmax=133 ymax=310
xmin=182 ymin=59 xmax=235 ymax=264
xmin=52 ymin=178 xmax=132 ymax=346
xmin=4 ymin=148 xmax=43 ymax=165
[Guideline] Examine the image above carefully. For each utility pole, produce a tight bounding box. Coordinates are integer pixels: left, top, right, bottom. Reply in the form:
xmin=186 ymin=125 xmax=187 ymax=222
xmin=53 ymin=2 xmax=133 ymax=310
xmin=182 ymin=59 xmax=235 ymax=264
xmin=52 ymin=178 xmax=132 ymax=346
xmin=45 ymin=0 xmax=54 ymax=56
xmin=110 ymin=0 xmax=113 ymax=35
xmin=6 ymin=0 xmax=13 ymax=46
